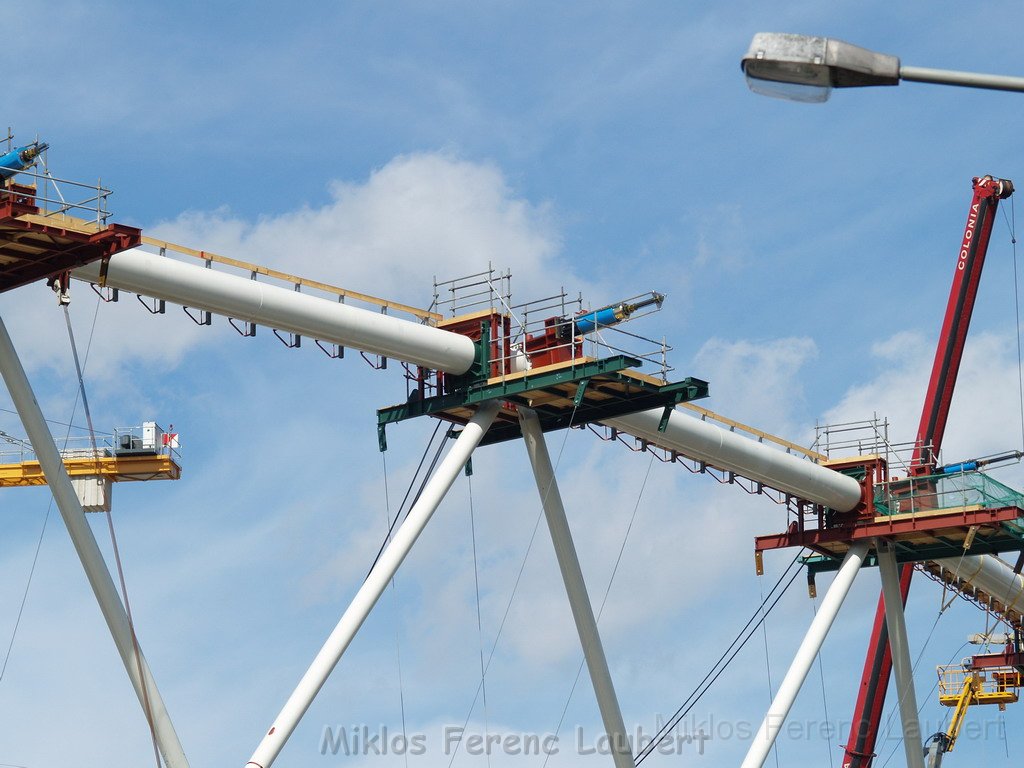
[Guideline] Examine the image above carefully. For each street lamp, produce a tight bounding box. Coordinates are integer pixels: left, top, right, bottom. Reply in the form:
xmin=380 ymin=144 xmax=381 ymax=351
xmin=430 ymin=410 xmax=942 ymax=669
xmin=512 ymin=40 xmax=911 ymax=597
xmin=741 ymin=32 xmax=1024 ymax=102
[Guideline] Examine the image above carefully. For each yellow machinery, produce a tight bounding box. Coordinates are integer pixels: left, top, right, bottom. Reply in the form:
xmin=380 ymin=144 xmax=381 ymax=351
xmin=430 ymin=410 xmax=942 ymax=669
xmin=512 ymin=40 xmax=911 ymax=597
xmin=925 ymin=662 xmax=1021 ymax=765
xmin=0 ymin=422 xmax=180 ymax=510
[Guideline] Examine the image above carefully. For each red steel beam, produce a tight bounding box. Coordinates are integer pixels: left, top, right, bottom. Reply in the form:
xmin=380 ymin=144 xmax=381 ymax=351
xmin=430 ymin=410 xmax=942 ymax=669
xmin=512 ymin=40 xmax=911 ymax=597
xmin=842 ymin=176 xmax=1014 ymax=768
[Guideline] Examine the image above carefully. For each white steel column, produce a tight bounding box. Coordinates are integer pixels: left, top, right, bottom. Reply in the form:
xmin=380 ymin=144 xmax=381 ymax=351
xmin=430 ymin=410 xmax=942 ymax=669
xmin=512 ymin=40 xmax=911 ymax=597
xmin=0 ymin=314 xmax=190 ymax=768
xmin=518 ymin=407 xmax=633 ymax=768
xmin=876 ymin=539 xmax=925 ymax=768
xmin=247 ymin=400 xmax=499 ymax=768
xmin=741 ymin=541 xmax=869 ymax=768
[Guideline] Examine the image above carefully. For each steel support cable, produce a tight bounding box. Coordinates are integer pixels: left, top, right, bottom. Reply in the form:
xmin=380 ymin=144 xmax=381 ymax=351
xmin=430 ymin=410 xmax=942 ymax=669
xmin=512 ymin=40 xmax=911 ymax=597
xmin=810 ymin=598 xmax=835 ymax=768
xmin=1004 ymin=197 xmax=1024 ymax=453
xmin=758 ymin=573 xmax=781 ymax=768
xmin=0 ymin=405 xmax=112 ymax=434
xmin=634 ymin=550 xmax=805 ymax=766
xmin=379 ymin=450 xmax=411 ymax=768
xmin=877 ymin=640 xmax=968 ymax=768
xmin=368 ymin=419 xmax=447 ymax=579
xmin=541 ymin=451 xmax=657 ymax=768
xmin=446 ymin=401 xmax=583 ymax=768
xmin=1 ymin=297 xmax=101 ymax=684
xmin=64 ymin=303 xmax=163 ymax=768
xmin=874 ymin=600 xmax=954 ymax=766
xmin=467 ymin=475 xmax=492 ymax=768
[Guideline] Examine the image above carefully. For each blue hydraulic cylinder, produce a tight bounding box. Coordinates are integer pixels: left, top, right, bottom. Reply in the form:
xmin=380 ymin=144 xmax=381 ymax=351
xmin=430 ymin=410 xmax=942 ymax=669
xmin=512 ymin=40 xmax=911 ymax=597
xmin=574 ymin=305 xmax=627 ymax=335
xmin=938 ymin=461 xmax=979 ymax=475
xmin=0 ymin=142 xmax=47 ymax=180
xmin=572 ymin=292 xmax=665 ymax=335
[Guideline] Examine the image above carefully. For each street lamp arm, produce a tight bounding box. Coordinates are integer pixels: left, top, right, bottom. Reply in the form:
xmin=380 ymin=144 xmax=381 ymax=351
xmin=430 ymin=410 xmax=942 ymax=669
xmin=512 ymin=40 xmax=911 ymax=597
xmin=899 ymin=65 xmax=1024 ymax=93
xmin=742 ymin=33 xmax=1024 ymax=101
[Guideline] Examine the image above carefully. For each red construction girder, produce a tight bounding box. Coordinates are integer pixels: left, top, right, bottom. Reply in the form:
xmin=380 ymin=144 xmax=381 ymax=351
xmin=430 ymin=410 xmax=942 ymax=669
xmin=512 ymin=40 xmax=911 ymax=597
xmin=0 ymin=183 xmax=141 ymax=293
xmin=842 ymin=175 xmax=1014 ymax=767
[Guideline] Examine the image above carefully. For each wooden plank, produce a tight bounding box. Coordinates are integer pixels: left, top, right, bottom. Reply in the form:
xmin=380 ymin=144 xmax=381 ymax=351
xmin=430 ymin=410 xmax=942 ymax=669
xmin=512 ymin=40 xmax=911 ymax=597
xmin=679 ymin=401 xmax=825 ymax=461
xmin=484 ymin=356 xmax=597 ymax=386
xmin=139 ymin=235 xmax=441 ymax=322
xmin=873 ymin=504 xmax=986 ymax=524
xmin=437 ymin=309 xmax=497 ymax=327
xmin=16 ymin=211 xmax=103 ymax=234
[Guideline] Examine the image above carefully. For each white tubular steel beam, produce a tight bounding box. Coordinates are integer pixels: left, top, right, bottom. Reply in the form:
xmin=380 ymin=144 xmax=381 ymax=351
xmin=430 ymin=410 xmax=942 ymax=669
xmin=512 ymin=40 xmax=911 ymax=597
xmin=876 ymin=540 xmax=924 ymax=768
xmin=934 ymin=554 xmax=1024 ymax=616
xmin=604 ymin=408 xmax=862 ymax=512
xmin=518 ymin=407 xmax=633 ymax=768
xmin=73 ymin=249 xmax=477 ymax=374
xmin=741 ymin=541 xmax=869 ymax=768
xmin=0 ymin=314 xmax=190 ymax=768
xmin=246 ymin=401 xmax=499 ymax=768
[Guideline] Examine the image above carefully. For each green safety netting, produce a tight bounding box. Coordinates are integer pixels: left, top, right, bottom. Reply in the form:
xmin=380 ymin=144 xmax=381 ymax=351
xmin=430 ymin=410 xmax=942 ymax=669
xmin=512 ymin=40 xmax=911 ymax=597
xmin=874 ymin=470 xmax=1024 ymax=518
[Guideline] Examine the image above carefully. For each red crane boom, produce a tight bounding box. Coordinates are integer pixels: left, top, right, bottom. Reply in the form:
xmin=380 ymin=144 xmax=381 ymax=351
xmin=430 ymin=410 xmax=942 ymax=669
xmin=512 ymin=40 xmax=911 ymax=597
xmin=842 ymin=175 xmax=1014 ymax=767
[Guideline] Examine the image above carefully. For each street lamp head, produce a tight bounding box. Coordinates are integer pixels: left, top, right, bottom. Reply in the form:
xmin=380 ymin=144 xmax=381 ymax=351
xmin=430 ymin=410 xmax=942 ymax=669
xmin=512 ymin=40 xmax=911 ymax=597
xmin=742 ymin=33 xmax=899 ymax=102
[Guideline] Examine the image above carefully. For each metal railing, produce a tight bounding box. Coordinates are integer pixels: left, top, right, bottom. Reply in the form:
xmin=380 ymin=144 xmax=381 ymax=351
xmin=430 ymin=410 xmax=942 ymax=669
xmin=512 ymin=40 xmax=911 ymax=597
xmin=811 ymin=415 xmax=923 ymax=472
xmin=874 ymin=469 xmax=1024 ymax=517
xmin=0 ymin=426 xmax=180 ymax=465
xmin=937 ymin=664 xmax=1021 ymax=705
xmin=1 ymin=164 xmax=113 ymax=226
xmin=433 ymin=266 xmax=673 ymax=382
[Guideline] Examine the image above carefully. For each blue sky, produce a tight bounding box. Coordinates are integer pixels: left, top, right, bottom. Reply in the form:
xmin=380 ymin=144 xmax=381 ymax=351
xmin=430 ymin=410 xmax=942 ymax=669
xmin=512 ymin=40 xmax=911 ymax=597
xmin=3 ymin=2 xmax=1024 ymax=767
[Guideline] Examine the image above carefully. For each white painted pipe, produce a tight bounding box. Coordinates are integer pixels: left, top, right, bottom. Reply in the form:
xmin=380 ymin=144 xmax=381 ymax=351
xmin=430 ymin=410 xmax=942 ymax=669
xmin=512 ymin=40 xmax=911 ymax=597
xmin=73 ymin=249 xmax=477 ymax=374
xmin=604 ymin=408 xmax=862 ymax=512
xmin=246 ymin=401 xmax=499 ymax=768
xmin=877 ymin=540 xmax=925 ymax=768
xmin=934 ymin=554 xmax=1024 ymax=616
xmin=0 ymin=314 xmax=190 ymax=768
xmin=741 ymin=541 xmax=869 ymax=768
xmin=519 ymin=407 xmax=633 ymax=768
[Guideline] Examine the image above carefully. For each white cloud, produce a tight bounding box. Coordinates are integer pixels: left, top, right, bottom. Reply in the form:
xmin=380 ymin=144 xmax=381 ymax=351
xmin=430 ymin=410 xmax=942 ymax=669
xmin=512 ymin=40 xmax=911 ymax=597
xmin=149 ymin=152 xmax=565 ymax=311
xmin=823 ymin=328 xmax=1024 ymax=480
xmin=691 ymin=204 xmax=750 ymax=273
xmin=693 ymin=336 xmax=818 ymax=437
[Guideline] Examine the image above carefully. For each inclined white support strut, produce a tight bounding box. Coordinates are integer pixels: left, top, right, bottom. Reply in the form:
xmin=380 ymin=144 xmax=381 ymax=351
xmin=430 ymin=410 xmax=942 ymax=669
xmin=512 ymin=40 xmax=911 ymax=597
xmin=246 ymin=401 xmax=500 ymax=768
xmin=604 ymin=408 xmax=863 ymax=513
xmin=876 ymin=539 xmax=925 ymax=768
xmin=518 ymin=407 xmax=633 ymax=768
xmin=0 ymin=314 xmax=190 ymax=768
xmin=73 ymin=249 xmax=477 ymax=375
xmin=741 ymin=541 xmax=869 ymax=768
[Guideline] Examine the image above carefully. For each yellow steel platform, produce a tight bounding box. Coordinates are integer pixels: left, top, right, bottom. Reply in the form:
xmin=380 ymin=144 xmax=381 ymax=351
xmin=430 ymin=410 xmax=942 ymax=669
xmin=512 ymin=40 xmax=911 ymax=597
xmin=0 ymin=454 xmax=181 ymax=488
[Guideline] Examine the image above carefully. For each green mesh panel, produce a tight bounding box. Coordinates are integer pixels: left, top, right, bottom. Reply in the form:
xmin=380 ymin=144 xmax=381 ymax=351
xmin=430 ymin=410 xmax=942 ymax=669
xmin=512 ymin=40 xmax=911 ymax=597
xmin=874 ymin=470 xmax=1024 ymax=517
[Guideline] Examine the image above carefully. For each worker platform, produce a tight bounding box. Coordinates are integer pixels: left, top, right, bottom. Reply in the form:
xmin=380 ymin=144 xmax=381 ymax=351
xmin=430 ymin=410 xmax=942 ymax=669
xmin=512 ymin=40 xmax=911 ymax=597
xmin=376 ymin=273 xmax=708 ymax=448
xmin=0 ymin=422 xmax=180 ymax=512
xmin=0 ymin=173 xmax=141 ymax=293
xmin=762 ymin=464 xmax=1024 ymax=577
xmin=0 ymin=451 xmax=181 ymax=487
xmin=378 ymin=354 xmax=708 ymax=448
xmin=938 ymin=663 xmax=1022 ymax=708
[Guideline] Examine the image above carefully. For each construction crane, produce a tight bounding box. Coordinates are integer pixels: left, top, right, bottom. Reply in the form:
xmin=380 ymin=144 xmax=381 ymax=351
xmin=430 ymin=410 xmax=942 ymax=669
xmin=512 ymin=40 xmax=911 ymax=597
xmin=841 ymin=175 xmax=1015 ymax=768
xmin=2 ymin=142 xmax=1021 ymax=768
xmin=0 ymin=421 xmax=180 ymax=510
